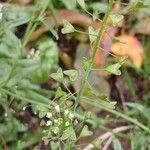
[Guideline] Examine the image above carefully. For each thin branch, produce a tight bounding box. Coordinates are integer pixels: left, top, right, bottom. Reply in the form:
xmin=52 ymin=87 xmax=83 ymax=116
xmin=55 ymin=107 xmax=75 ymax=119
xmin=102 ymin=137 xmax=113 ymax=150
xmin=74 ymin=0 xmax=114 ymax=110
xmin=83 ymin=125 xmax=134 ymax=150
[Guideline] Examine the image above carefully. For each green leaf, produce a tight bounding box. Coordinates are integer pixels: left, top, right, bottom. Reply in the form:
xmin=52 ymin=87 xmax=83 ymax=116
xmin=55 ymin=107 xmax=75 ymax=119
xmin=61 ymin=20 xmax=75 ymax=34
xmin=99 ymin=100 xmax=117 ymax=109
xmin=0 ymin=30 xmax=22 ymax=58
xmin=0 ymin=60 xmax=11 ymax=86
xmin=126 ymin=102 xmax=150 ymax=122
xmin=61 ymin=127 xmax=76 ymax=141
xmin=91 ymin=139 xmax=102 ymax=149
xmin=61 ymin=0 xmax=77 ymax=10
xmin=105 ymin=63 xmax=122 ymax=75
xmin=89 ymin=2 xmax=107 ymax=13
xmin=92 ymin=10 xmax=99 ymax=21
xmin=119 ymin=56 xmax=128 ymax=65
xmin=129 ymin=2 xmax=149 ymax=12
xmin=88 ymin=26 xmax=98 ymax=43
xmin=55 ymin=87 xmax=67 ymax=98
xmin=109 ymin=14 xmax=124 ymax=27
xmin=63 ymin=69 xmax=78 ymax=82
xmin=123 ymin=69 xmax=136 ymax=98
xmin=82 ymin=57 xmax=92 ymax=71
xmin=36 ymin=105 xmax=49 ymax=118
xmin=50 ymin=68 xmax=63 ymax=82
xmin=31 ymin=37 xmax=58 ymax=83
xmin=76 ymin=0 xmax=86 ymax=10
xmin=98 ymin=94 xmax=108 ymax=101
xmin=112 ymin=37 xmax=125 ymax=44
xmin=4 ymin=6 xmax=32 ymax=28
xmin=83 ymin=88 xmax=94 ymax=96
xmin=7 ymin=65 xmax=39 ymax=87
xmin=112 ymin=137 xmax=123 ymax=150
xmin=42 ymin=20 xmax=58 ymax=40
xmin=80 ymin=125 xmax=93 ymax=137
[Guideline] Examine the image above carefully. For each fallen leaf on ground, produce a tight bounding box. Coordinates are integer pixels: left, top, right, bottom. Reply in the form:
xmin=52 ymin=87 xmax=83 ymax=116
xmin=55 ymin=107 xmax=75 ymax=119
xmin=111 ymin=34 xmax=144 ymax=68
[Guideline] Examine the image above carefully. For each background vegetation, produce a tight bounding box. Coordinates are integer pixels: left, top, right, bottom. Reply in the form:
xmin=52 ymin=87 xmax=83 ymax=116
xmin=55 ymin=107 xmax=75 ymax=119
xmin=0 ymin=0 xmax=150 ymax=149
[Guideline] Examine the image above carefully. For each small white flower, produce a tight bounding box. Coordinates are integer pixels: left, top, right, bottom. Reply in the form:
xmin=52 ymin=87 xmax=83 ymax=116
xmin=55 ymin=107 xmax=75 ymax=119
xmin=69 ymin=112 xmax=74 ymax=120
xmin=27 ymin=54 xmax=31 ymax=59
xmin=30 ymin=48 xmax=35 ymax=56
xmin=22 ymin=107 xmax=26 ymax=111
xmin=0 ymin=12 xmax=2 ymax=20
xmin=34 ymin=50 xmax=40 ymax=57
xmin=74 ymin=119 xmax=78 ymax=125
xmin=4 ymin=113 xmax=7 ymax=117
xmin=64 ymin=109 xmax=69 ymax=115
xmin=54 ymin=119 xmax=58 ymax=123
xmin=65 ymin=121 xmax=70 ymax=126
xmin=46 ymin=112 xmax=52 ymax=118
xmin=0 ymin=3 xmax=3 ymax=11
xmin=34 ymin=111 xmax=37 ymax=115
xmin=55 ymin=105 xmax=60 ymax=113
xmin=46 ymin=120 xmax=52 ymax=126
xmin=52 ymin=127 xmax=59 ymax=134
xmin=57 ymin=118 xmax=63 ymax=125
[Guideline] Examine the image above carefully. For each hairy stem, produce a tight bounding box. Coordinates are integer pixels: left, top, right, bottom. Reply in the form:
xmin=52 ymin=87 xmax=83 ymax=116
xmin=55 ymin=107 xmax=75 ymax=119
xmin=74 ymin=0 xmax=114 ymax=110
xmin=22 ymin=0 xmax=50 ymax=48
xmin=82 ymin=98 xmax=150 ymax=133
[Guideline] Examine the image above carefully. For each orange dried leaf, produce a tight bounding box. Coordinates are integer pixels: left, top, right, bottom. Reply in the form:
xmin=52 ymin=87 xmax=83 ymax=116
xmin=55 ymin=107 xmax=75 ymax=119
xmin=111 ymin=34 xmax=144 ymax=68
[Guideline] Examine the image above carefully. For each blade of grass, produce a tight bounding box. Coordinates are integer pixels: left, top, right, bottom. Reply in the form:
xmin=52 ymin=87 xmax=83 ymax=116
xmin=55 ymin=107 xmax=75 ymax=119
xmin=81 ymin=98 xmax=150 ymax=133
xmin=123 ymin=68 xmax=137 ymax=101
xmin=0 ymin=88 xmax=50 ymax=108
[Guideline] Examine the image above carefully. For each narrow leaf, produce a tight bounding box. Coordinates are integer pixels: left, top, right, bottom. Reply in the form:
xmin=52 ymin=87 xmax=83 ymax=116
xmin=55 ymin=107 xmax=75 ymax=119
xmin=112 ymin=137 xmax=123 ymax=150
xmin=105 ymin=63 xmax=121 ymax=75
xmin=129 ymin=2 xmax=149 ymax=12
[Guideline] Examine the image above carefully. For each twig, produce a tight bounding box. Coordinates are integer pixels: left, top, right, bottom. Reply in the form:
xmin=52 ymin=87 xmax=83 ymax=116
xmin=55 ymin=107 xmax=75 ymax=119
xmin=102 ymin=137 xmax=113 ymax=150
xmin=83 ymin=125 xmax=134 ymax=150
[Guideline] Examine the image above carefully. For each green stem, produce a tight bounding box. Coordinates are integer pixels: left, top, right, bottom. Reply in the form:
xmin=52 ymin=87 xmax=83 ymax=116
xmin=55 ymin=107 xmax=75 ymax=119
xmin=85 ymin=9 xmax=102 ymax=22
xmin=75 ymin=29 xmax=97 ymax=36
xmin=81 ymin=99 xmax=150 ymax=133
xmin=22 ymin=0 xmax=50 ymax=48
xmin=0 ymin=88 xmax=50 ymax=108
xmin=74 ymin=0 xmax=114 ymax=110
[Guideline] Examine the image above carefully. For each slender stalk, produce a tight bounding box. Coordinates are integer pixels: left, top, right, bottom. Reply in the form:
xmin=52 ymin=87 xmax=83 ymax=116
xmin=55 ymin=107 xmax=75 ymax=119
xmin=0 ymin=88 xmax=50 ymax=108
xmin=84 ymin=125 xmax=134 ymax=150
xmin=22 ymin=0 xmax=50 ymax=48
xmin=82 ymin=98 xmax=150 ymax=133
xmin=75 ymin=29 xmax=97 ymax=36
xmin=74 ymin=0 xmax=114 ymax=110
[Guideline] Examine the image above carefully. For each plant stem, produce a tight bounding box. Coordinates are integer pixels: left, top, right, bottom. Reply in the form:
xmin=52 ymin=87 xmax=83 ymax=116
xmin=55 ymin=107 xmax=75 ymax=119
xmin=74 ymin=0 xmax=114 ymax=110
xmin=22 ymin=0 xmax=50 ymax=48
xmin=81 ymin=98 xmax=150 ymax=133
xmin=75 ymin=29 xmax=97 ymax=36
xmin=0 ymin=88 xmax=50 ymax=108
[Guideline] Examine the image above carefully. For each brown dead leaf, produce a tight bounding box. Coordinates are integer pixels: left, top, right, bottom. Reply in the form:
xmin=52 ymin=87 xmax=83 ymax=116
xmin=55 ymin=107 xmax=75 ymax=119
xmin=111 ymin=34 xmax=144 ymax=68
